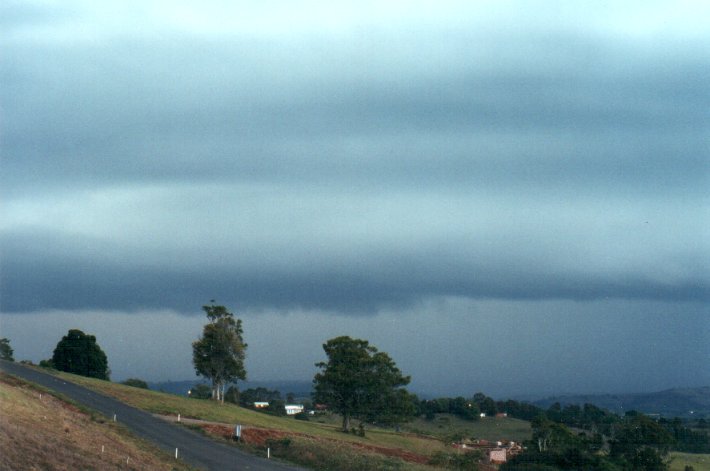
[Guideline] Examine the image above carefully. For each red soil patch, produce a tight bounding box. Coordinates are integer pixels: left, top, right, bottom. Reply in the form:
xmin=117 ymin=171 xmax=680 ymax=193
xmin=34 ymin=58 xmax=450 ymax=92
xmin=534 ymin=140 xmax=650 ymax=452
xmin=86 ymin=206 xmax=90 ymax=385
xmin=196 ymin=424 xmax=431 ymax=464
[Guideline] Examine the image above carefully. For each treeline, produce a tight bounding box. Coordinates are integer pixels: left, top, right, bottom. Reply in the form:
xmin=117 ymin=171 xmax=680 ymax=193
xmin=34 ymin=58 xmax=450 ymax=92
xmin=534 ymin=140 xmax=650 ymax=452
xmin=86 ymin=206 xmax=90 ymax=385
xmin=418 ymin=392 xmax=710 ymax=456
xmin=417 ymin=392 xmax=617 ymax=425
xmin=503 ymin=413 xmax=673 ymax=471
xmin=502 ymin=411 xmax=709 ymax=470
xmin=659 ymin=417 xmax=710 ymax=453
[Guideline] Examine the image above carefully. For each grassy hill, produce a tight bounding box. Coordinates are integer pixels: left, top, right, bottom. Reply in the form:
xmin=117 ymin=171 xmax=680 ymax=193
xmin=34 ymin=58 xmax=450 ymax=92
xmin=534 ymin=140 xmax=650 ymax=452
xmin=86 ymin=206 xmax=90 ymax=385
xmin=0 ymin=372 xmax=194 ymax=470
xmin=35 ymin=368 xmax=533 ymax=470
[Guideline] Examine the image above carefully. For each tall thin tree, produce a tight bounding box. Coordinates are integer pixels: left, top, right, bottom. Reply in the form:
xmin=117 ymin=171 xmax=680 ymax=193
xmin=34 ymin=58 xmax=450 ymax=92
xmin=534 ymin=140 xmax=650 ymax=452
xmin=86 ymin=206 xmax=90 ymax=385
xmin=192 ymin=303 xmax=247 ymax=402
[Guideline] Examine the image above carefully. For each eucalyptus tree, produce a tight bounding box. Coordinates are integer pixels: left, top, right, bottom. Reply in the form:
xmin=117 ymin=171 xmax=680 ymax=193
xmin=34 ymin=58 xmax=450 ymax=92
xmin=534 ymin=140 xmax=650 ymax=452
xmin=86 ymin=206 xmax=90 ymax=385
xmin=192 ymin=303 xmax=247 ymax=402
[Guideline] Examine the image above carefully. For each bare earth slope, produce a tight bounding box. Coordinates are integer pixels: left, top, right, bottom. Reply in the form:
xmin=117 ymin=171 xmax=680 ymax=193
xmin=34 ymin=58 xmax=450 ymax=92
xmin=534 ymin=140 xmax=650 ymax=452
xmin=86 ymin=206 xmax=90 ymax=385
xmin=0 ymin=372 xmax=194 ymax=470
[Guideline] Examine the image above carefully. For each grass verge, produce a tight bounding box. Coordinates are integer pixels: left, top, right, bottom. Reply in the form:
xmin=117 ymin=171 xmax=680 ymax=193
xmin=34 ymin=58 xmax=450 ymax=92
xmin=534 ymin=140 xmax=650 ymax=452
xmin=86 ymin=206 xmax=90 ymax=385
xmin=669 ymin=452 xmax=710 ymax=471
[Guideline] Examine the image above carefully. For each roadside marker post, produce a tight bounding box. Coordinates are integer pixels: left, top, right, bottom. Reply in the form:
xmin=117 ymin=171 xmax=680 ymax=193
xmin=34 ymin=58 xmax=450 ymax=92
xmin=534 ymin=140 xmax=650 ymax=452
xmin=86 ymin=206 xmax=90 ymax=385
xmin=175 ymin=448 xmax=179 ymax=459
xmin=178 ymin=413 xmax=181 ymax=422
xmin=234 ymin=424 xmax=242 ymax=442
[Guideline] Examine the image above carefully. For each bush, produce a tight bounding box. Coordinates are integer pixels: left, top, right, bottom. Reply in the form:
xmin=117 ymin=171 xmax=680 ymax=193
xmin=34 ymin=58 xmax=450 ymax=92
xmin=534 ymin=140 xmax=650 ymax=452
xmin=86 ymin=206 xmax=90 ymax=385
xmin=51 ymin=329 xmax=109 ymax=380
xmin=121 ymin=378 xmax=149 ymax=389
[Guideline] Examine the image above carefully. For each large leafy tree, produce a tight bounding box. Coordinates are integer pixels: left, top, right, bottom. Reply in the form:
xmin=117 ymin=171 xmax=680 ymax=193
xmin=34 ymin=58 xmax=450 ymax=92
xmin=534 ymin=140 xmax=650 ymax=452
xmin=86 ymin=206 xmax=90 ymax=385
xmin=610 ymin=414 xmax=674 ymax=470
xmin=192 ymin=303 xmax=247 ymax=402
xmin=52 ymin=329 xmax=109 ymax=380
xmin=0 ymin=338 xmax=14 ymax=361
xmin=313 ymin=336 xmax=413 ymax=432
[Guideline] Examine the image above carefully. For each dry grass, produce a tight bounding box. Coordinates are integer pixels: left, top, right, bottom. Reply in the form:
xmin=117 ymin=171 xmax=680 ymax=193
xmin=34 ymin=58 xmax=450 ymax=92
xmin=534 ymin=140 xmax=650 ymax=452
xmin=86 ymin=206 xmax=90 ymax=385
xmin=0 ymin=373 xmax=194 ymax=471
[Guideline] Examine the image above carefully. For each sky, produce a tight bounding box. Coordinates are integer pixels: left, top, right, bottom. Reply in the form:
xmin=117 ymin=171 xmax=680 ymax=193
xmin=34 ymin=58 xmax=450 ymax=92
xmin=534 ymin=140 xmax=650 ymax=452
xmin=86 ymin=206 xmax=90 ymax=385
xmin=1 ymin=0 xmax=708 ymax=398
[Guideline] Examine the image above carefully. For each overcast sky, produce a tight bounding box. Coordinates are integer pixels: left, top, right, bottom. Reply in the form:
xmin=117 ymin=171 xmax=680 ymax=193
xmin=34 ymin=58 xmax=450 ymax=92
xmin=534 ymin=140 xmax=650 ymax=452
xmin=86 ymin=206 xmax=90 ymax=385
xmin=1 ymin=0 xmax=708 ymax=398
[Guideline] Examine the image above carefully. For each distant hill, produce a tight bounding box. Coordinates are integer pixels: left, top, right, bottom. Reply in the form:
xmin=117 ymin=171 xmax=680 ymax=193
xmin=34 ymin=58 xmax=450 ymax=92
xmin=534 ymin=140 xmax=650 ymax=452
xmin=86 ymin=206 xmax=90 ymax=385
xmin=533 ymin=386 xmax=710 ymax=418
xmin=148 ymin=379 xmax=313 ymax=399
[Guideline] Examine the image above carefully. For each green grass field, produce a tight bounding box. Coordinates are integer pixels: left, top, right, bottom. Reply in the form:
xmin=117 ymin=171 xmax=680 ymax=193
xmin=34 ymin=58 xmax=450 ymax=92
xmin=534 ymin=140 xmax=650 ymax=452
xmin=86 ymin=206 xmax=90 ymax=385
xmin=669 ymin=452 xmax=710 ymax=471
xmin=44 ymin=370 xmax=448 ymax=461
xmin=404 ymin=413 xmax=532 ymax=443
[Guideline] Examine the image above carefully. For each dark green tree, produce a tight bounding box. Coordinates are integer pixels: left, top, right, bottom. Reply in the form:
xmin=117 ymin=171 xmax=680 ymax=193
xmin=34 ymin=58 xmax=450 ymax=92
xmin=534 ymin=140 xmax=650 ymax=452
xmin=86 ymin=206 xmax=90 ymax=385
xmin=51 ymin=329 xmax=109 ymax=380
xmin=473 ymin=392 xmax=498 ymax=416
xmin=224 ymin=386 xmax=240 ymax=404
xmin=192 ymin=303 xmax=247 ymax=402
xmin=0 ymin=338 xmax=14 ymax=361
xmin=313 ymin=336 xmax=412 ymax=432
xmin=189 ymin=383 xmax=212 ymax=399
xmin=610 ymin=414 xmax=673 ymax=470
xmin=239 ymin=387 xmax=282 ymax=407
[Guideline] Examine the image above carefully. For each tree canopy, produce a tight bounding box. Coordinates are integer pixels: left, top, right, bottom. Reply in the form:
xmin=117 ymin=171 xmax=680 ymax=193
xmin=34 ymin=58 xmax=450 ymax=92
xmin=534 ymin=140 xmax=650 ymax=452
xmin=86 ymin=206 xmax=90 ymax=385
xmin=313 ymin=336 xmax=413 ymax=432
xmin=192 ymin=303 xmax=247 ymax=402
xmin=0 ymin=338 xmax=14 ymax=361
xmin=51 ymin=329 xmax=109 ymax=380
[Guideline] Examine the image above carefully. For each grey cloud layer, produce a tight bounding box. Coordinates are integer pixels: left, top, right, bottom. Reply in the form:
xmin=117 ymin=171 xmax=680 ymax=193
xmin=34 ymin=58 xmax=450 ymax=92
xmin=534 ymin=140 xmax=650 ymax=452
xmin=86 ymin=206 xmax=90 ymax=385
xmin=4 ymin=30 xmax=708 ymax=193
xmin=2 ymin=3 xmax=708 ymax=314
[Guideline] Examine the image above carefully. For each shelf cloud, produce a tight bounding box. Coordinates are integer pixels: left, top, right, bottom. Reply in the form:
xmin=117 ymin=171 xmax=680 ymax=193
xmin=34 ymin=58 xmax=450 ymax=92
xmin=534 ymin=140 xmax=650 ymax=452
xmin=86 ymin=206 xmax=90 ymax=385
xmin=1 ymin=0 xmax=708 ymax=394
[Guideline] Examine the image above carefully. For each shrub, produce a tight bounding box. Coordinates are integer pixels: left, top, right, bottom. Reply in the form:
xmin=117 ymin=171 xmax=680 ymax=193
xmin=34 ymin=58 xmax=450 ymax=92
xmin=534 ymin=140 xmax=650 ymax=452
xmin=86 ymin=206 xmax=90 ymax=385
xmin=121 ymin=378 xmax=149 ymax=389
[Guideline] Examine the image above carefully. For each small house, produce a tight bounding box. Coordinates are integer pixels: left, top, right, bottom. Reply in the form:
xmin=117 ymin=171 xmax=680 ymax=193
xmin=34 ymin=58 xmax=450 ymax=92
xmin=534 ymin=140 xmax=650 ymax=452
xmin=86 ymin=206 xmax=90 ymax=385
xmin=285 ymin=404 xmax=304 ymax=415
xmin=489 ymin=448 xmax=506 ymax=464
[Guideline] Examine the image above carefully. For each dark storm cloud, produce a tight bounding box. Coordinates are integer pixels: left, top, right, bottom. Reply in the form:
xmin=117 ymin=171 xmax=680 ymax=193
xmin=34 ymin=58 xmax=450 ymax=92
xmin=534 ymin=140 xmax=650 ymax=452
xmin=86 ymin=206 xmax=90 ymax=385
xmin=2 ymin=227 xmax=707 ymax=314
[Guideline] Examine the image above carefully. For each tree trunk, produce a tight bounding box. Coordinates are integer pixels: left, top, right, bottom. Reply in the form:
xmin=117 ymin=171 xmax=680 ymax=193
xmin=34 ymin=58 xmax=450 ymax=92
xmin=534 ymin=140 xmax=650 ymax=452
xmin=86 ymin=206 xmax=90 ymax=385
xmin=212 ymin=380 xmax=221 ymax=401
xmin=342 ymin=413 xmax=350 ymax=432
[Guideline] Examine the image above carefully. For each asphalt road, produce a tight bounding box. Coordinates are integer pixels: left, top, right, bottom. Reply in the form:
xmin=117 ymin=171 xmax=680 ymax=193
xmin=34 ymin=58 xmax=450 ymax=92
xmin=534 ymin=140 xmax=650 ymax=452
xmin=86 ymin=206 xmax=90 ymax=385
xmin=0 ymin=360 xmax=303 ymax=471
